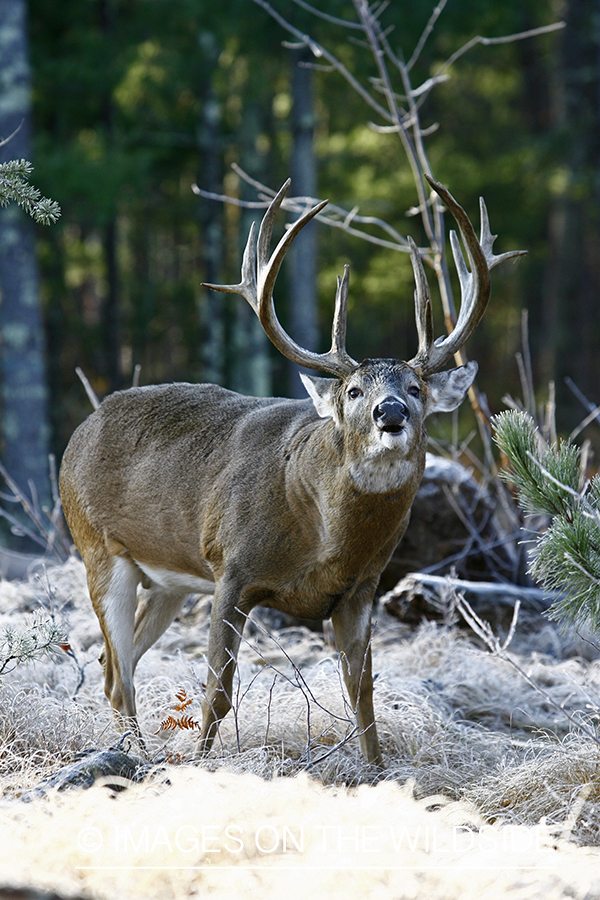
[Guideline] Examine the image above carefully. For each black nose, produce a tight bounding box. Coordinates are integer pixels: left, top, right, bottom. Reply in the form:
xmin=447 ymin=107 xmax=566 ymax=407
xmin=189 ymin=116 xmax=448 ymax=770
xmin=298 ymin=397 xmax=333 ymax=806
xmin=373 ymin=397 xmax=409 ymax=431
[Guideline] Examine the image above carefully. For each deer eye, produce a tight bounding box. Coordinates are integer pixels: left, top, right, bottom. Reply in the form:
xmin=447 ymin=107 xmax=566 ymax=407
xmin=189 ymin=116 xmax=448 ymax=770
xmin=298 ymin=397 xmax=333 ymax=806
xmin=407 ymin=385 xmax=421 ymax=398
xmin=347 ymin=387 xmax=363 ymax=400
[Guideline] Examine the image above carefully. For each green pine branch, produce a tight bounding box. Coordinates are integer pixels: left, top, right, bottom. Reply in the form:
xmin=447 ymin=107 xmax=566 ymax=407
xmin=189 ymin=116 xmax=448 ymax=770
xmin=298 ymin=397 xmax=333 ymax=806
xmin=0 ymin=159 xmax=60 ymax=225
xmin=493 ymin=409 xmax=600 ymax=632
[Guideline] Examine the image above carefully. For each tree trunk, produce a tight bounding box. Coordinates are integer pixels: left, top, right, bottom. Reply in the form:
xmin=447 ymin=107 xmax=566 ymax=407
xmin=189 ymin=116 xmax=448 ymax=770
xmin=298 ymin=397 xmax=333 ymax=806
xmin=197 ymin=46 xmax=225 ymax=386
xmin=288 ymin=49 xmax=318 ymax=398
xmin=0 ymin=0 xmax=51 ymax=512
xmin=102 ymin=218 xmax=122 ymax=390
xmin=230 ymin=103 xmax=271 ymax=397
xmin=100 ymin=0 xmax=122 ymax=391
xmin=542 ymin=0 xmax=600 ymax=425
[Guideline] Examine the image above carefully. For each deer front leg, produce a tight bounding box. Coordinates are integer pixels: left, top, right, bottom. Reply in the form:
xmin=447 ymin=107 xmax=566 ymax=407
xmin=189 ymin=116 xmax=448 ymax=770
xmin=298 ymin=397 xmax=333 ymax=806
xmin=331 ymin=584 xmax=383 ymax=768
xmin=198 ymin=579 xmax=248 ymax=754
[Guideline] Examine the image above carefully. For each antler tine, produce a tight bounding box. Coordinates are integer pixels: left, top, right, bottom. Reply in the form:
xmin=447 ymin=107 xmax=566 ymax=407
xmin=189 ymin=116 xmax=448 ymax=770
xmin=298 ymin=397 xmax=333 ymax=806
xmin=202 ymin=180 xmax=303 ymax=310
xmin=478 ymin=195 xmax=528 ymax=270
xmin=407 ymin=236 xmax=434 ymax=367
xmin=330 ymin=265 xmax=350 ymax=357
xmin=203 ymin=180 xmax=358 ymax=378
xmin=203 ymin=219 xmax=259 ymax=310
xmin=256 ymin=178 xmax=291 ymax=271
xmin=256 ymin=196 xmax=328 ymax=329
xmin=409 ymin=175 xmax=526 ymax=375
xmin=449 ymin=228 xmax=476 ymax=330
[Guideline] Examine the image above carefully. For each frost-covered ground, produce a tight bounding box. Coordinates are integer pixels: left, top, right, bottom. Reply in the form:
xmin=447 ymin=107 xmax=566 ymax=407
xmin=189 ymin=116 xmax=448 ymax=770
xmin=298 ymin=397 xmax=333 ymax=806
xmin=0 ymin=558 xmax=599 ymax=899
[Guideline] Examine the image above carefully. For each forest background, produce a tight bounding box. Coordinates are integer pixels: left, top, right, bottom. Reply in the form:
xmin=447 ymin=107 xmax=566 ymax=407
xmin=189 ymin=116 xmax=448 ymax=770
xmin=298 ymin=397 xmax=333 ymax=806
xmin=0 ymin=0 xmax=595 ymax=526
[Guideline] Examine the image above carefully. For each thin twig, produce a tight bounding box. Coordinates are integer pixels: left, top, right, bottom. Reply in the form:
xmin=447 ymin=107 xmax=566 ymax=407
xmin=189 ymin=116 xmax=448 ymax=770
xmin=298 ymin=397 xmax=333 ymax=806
xmin=194 ymin=168 xmax=411 ymax=252
xmin=525 ymin=451 xmax=600 ymax=527
xmin=406 ymin=0 xmax=449 ymax=71
xmin=436 ymin=22 xmax=566 ymax=78
xmin=291 ymin=0 xmax=363 ymax=29
xmin=75 ymin=367 xmax=101 ymax=410
xmin=227 ymin=613 xmax=352 ymax=723
xmin=251 ymin=0 xmax=393 ymax=123
xmin=0 ymin=119 xmax=24 ymax=148
xmin=456 ymin=593 xmax=600 ymax=748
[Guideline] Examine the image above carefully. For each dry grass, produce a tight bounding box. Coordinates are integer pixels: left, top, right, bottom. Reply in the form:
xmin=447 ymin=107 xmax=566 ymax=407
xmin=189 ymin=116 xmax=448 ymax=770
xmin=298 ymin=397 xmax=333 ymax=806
xmin=1 ymin=559 xmax=600 ymax=898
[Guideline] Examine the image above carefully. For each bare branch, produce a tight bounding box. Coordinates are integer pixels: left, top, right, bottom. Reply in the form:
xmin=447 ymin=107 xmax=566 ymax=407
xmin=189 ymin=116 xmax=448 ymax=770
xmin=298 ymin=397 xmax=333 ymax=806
xmin=406 ymin=0 xmax=449 ymax=71
xmin=436 ymin=22 xmax=566 ymax=78
xmin=227 ymin=612 xmax=356 ymax=724
xmin=456 ymin=593 xmax=600 ymax=749
xmin=195 ymin=167 xmax=411 ymax=253
xmin=291 ymin=0 xmax=363 ymax=29
xmin=192 ymin=184 xmax=270 ymax=209
xmin=0 ymin=119 xmax=24 ymax=148
xmin=353 ymin=0 xmax=434 ymax=244
xmin=565 ymin=377 xmax=600 ymax=441
xmin=0 ymin=456 xmax=71 ymax=560
xmin=251 ymin=0 xmax=393 ymax=122
xmin=75 ymin=367 xmax=101 ymax=410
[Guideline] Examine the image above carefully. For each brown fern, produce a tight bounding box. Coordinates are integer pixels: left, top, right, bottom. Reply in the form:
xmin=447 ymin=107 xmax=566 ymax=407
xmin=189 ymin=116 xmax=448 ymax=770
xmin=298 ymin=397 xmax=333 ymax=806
xmin=155 ymin=715 xmax=181 ymax=733
xmin=155 ymin=688 xmax=201 ymax=736
xmin=173 ymin=688 xmax=193 ymax=711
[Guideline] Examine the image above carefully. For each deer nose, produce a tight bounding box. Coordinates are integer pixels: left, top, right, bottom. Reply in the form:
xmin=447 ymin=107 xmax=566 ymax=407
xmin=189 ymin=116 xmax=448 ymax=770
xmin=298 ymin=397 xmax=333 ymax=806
xmin=373 ymin=397 xmax=409 ymax=431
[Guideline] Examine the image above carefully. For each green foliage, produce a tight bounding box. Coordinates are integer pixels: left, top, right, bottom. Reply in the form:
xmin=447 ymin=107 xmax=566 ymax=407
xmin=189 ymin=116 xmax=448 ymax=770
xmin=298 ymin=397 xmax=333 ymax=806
xmin=24 ymin=0 xmax=573 ymax=449
xmin=493 ymin=410 xmax=600 ymax=632
xmin=0 ymin=159 xmax=60 ymax=225
xmin=0 ymin=611 xmax=68 ymax=676
xmin=493 ymin=409 xmax=581 ymax=517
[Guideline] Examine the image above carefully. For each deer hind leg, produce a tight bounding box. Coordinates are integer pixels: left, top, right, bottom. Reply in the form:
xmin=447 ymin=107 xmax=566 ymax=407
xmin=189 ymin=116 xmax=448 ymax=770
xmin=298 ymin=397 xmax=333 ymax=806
xmin=88 ymin=553 xmax=141 ymax=720
xmin=132 ymin=583 xmax=189 ymax=672
xmin=331 ymin=585 xmax=383 ymax=768
xmin=198 ymin=580 xmax=247 ymax=754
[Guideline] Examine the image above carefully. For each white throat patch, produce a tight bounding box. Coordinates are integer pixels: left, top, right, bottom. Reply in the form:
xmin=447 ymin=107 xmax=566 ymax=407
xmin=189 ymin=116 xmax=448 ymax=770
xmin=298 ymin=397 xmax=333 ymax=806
xmin=349 ymin=454 xmax=418 ymax=493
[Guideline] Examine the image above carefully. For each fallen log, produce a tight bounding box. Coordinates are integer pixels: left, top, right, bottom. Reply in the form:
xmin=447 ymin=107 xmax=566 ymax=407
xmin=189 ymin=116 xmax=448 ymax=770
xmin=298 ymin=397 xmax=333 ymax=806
xmin=381 ymin=572 xmax=556 ymax=629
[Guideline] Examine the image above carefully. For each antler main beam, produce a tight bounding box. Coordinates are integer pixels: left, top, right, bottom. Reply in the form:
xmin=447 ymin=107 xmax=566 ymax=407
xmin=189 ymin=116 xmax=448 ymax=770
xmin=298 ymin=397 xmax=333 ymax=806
xmin=203 ymin=180 xmax=358 ymax=378
xmin=408 ymin=175 xmax=527 ymax=375
xmin=204 ymin=176 xmax=525 ymax=381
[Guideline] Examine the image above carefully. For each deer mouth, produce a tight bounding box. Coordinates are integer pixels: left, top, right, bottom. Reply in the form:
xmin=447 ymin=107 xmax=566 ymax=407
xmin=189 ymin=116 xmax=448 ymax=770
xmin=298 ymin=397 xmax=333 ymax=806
xmin=376 ymin=421 xmax=410 ymax=452
xmin=379 ymin=422 xmax=405 ymax=435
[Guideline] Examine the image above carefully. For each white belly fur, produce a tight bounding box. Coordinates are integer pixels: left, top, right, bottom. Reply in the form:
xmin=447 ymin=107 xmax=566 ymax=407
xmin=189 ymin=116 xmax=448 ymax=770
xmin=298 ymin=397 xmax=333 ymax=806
xmin=133 ymin=559 xmax=216 ymax=595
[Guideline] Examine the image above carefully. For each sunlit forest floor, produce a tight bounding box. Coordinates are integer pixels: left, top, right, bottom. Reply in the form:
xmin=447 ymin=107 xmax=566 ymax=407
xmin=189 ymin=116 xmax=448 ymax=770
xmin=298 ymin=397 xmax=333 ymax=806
xmin=0 ymin=559 xmax=599 ymax=899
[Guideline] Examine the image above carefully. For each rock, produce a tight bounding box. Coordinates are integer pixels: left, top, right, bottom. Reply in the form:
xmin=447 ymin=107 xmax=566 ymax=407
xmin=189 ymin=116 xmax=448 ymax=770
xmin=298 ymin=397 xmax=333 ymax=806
xmin=17 ymin=748 xmax=149 ymax=802
xmin=0 ymin=889 xmax=90 ymax=900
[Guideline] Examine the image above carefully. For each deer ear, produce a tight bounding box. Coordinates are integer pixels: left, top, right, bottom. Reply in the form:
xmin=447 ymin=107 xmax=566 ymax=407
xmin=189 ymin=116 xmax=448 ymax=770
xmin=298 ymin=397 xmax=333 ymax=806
xmin=300 ymin=373 xmax=338 ymax=420
xmin=425 ymin=360 xmax=478 ymax=414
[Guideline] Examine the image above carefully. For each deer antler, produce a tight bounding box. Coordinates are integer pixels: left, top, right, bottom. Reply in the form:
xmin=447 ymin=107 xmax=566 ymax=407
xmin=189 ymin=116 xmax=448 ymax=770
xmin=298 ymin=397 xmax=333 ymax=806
xmin=408 ymin=175 xmax=527 ymax=376
xmin=203 ymin=180 xmax=358 ymax=377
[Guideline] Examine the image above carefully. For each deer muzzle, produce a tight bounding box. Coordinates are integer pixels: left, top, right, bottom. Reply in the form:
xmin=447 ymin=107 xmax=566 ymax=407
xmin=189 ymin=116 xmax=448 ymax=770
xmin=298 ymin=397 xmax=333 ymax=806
xmin=372 ymin=397 xmax=409 ymax=433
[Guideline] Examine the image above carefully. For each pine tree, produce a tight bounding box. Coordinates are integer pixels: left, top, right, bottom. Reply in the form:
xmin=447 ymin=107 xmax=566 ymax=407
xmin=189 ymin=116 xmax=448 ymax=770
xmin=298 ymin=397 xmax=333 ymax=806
xmin=493 ymin=409 xmax=600 ymax=632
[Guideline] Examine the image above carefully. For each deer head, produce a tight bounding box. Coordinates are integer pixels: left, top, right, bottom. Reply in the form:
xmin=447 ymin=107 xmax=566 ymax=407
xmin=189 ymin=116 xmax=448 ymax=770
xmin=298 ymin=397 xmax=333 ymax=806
xmin=204 ymin=176 xmax=524 ymax=490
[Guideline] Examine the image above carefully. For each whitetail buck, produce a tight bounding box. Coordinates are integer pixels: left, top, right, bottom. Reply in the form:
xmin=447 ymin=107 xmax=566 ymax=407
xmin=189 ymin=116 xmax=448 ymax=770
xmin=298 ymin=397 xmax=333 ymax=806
xmin=59 ymin=176 xmax=524 ymax=766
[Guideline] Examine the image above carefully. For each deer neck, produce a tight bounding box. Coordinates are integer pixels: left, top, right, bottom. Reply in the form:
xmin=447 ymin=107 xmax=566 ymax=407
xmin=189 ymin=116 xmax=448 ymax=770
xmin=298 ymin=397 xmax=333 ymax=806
xmin=288 ymin=418 xmax=426 ymax=528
